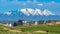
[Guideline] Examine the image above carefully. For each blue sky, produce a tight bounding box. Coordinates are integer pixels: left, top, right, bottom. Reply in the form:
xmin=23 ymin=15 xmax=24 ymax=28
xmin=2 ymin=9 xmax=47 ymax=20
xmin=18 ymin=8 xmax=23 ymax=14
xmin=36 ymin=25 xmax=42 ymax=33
xmin=0 ymin=0 xmax=60 ymax=21
xmin=0 ymin=0 xmax=60 ymax=15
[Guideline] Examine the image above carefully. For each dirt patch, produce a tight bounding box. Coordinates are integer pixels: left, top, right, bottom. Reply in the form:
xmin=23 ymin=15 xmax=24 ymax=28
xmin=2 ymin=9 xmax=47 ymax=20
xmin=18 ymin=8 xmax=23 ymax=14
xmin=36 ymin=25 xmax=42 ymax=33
xmin=56 ymin=22 xmax=60 ymax=25
xmin=3 ymin=28 xmax=21 ymax=33
xmin=9 ymin=30 xmax=21 ymax=33
xmin=3 ymin=28 xmax=10 ymax=30
xmin=34 ymin=30 xmax=47 ymax=33
xmin=46 ymin=23 xmax=55 ymax=25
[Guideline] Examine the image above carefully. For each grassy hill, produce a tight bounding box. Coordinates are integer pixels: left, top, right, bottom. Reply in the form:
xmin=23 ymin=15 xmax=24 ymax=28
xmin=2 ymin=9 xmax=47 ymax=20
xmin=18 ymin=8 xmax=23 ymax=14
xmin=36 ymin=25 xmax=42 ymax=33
xmin=0 ymin=24 xmax=60 ymax=34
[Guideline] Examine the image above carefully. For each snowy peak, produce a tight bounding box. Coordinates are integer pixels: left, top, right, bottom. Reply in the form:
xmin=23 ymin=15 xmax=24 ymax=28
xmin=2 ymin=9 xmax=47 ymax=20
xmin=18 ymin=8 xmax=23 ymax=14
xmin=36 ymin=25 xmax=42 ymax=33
xmin=3 ymin=11 xmax=12 ymax=15
xmin=0 ymin=8 xmax=55 ymax=16
xmin=18 ymin=8 xmax=55 ymax=16
xmin=43 ymin=9 xmax=55 ymax=16
xmin=32 ymin=8 xmax=43 ymax=16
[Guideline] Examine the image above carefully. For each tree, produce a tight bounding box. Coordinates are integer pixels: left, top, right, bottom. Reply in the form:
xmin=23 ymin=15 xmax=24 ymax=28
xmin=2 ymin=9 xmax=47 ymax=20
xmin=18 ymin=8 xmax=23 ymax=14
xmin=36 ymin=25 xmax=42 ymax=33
xmin=13 ymin=22 xmax=17 ymax=26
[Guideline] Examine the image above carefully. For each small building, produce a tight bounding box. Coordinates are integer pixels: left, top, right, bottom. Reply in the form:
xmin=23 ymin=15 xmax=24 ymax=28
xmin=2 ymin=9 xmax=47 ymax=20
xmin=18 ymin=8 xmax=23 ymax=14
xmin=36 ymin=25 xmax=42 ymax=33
xmin=34 ymin=21 xmax=38 ymax=25
xmin=22 ymin=20 xmax=28 ymax=25
xmin=2 ymin=23 xmax=12 ymax=27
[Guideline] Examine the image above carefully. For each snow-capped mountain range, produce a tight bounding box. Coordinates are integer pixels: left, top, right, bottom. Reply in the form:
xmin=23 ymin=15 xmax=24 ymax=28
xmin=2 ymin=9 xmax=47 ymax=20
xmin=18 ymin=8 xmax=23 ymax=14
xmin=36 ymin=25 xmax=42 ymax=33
xmin=2 ymin=8 xmax=55 ymax=16
xmin=19 ymin=8 xmax=55 ymax=16
xmin=0 ymin=8 xmax=60 ymax=21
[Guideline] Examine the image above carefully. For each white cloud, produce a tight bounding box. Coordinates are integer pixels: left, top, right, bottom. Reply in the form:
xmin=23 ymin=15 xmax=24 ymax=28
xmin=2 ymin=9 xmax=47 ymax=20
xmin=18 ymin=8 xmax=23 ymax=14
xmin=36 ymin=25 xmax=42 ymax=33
xmin=37 ymin=3 xmax=43 ymax=6
xmin=3 ymin=11 xmax=12 ymax=15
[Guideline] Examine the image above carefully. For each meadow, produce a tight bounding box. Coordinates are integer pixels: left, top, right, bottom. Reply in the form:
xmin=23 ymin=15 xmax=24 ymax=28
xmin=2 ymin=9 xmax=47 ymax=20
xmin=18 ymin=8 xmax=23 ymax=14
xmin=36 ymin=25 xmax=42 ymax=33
xmin=0 ymin=24 xmax=60 ymax=34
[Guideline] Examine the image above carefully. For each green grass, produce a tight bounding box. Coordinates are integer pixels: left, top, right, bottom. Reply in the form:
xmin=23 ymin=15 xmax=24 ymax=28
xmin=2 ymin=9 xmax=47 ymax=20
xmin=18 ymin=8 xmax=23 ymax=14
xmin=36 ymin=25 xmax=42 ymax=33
xmin=0 ymin=24 xmax=60 ymax=34
xmin=19 ymin=25 xmax=60 ymax=33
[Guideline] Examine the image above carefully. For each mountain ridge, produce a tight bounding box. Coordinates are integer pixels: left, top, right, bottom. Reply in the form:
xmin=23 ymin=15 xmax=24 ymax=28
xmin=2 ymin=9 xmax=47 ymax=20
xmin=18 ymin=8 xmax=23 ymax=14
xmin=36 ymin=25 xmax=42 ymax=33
xmin=0 ymin=8 xmax=60 ymax=21
xmin=19 ymin=8 xmax=55 ymax=16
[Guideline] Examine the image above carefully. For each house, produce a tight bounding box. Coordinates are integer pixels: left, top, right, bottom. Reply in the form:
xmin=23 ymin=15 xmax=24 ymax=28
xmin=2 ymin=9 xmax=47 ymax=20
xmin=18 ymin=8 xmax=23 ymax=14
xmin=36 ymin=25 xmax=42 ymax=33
xmin=23 ymin=20 xmax=27 ymax=24
xmin=34 ymin=21 xmax=38 ymax=25
xmin=22 ymin=20 xmax=28 ymax=25
xmin=2 ymin=23 xmax=12 ymax=27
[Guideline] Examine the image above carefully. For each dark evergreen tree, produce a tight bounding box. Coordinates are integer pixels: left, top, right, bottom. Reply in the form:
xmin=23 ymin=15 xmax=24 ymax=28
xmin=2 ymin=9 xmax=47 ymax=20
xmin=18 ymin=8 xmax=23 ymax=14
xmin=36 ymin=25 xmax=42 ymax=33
xmin=13 ymin=22 xmax=17 ymax=26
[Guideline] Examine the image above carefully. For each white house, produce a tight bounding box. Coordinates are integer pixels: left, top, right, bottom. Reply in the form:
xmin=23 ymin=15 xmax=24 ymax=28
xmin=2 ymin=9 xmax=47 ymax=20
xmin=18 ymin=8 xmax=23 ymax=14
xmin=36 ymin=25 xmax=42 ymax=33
xmin=34 ymin=21 xmax=38 ymax=25
xmin=2 ymin=23 xmax=12 ymax=27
